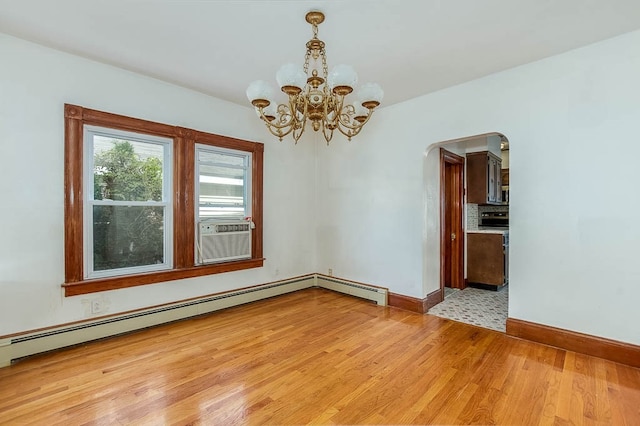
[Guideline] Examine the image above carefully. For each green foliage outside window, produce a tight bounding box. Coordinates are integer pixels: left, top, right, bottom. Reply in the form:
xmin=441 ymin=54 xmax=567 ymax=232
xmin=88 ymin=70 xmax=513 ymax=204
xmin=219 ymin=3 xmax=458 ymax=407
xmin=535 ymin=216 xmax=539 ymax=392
xmin=93 ymin=141 xmax=162 ymax=202
xmin=92 ymin=141 xmax=166 ymax=271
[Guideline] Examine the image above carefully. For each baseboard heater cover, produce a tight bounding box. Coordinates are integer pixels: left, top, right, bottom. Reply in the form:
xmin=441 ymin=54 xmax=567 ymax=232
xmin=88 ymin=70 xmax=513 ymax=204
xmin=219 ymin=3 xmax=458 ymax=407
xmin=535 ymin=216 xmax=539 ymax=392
xmin=316 ymin=275 xmax=387 ymax=306
xmin=0 ymin=274 xmax=388 ymax=367
xmin=0 ymin=276 xmax=315 ymax=367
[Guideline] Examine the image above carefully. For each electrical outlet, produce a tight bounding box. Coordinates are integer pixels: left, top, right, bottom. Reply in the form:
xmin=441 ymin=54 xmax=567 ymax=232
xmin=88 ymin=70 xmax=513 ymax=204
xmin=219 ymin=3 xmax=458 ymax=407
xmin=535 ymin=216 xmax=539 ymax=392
xmin=90 ymin=299 xmax=103 ymax=314
xmin=328 ymin=268 xmax=333 ymax=276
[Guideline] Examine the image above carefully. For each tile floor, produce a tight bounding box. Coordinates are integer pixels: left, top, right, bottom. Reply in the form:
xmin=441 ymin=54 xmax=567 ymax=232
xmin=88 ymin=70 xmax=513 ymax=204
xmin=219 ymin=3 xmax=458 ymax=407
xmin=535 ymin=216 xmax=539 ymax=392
xmin=428 ymin=286 xmax=508 ymax=332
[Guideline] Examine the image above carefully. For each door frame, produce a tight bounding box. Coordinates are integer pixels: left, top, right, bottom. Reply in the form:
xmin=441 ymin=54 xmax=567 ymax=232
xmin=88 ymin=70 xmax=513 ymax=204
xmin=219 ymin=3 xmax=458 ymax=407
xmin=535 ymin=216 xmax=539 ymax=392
xmin=440 ymin=148 xmax=466 ymax=292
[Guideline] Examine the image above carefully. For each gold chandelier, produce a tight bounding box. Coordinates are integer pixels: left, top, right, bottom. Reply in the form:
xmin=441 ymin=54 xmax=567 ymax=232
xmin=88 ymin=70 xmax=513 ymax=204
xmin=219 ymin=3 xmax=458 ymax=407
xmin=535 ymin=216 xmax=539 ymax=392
xmin=246 ymin=11 xmax=383 ymax=145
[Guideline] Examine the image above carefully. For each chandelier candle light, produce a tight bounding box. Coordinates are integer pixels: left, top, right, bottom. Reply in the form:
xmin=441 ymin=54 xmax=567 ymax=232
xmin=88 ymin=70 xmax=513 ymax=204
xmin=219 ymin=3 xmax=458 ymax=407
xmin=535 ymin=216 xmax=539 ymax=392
xmin=246 ymin=11 xmax=383 ymax=145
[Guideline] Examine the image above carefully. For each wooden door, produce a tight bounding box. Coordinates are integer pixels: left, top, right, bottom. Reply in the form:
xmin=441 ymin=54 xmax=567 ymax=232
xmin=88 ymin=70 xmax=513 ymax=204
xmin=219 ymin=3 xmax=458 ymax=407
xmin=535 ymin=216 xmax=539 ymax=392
xmin=440 ymin=149 xmax=465 ymax=290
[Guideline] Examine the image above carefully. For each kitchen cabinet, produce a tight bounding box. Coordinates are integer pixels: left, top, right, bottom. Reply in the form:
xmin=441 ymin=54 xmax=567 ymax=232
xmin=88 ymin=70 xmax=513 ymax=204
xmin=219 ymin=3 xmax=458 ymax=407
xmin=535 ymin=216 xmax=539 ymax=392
xmin=467 ymin=232 xmax=508 ymax=287
xmin=466 ymin=151 xmax=502 ymax=204
xmin=501 ymin=169 xmax=509 ymax=186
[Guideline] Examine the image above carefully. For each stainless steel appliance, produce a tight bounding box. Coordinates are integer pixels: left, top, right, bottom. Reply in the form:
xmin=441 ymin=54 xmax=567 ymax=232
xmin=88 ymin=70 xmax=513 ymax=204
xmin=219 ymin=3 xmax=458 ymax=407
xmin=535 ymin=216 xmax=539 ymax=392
xmin=503 ymin=232 xmax=509 ymax=285
xmin=468 ymin=210 xmax=509 ymax=289
xmin=479 ymin=211 xmax=509 ymax=229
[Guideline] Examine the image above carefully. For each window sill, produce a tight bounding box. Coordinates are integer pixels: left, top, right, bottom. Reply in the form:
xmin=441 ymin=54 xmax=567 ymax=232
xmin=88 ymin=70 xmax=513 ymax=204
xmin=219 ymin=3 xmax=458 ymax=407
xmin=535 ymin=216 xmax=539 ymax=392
xmin=62 ymin=258 xmax=265 ymax=296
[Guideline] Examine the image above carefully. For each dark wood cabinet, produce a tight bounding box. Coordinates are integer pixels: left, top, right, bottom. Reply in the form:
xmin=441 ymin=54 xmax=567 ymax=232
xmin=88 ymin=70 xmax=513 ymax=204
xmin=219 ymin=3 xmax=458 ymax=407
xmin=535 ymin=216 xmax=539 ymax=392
xmin=467 ymin=232 xmax=507 ymax=287
xmin=466 ymin=151 xmax=502 ymax=204
xmin=501 ymin=168 xmax=509 ymax=186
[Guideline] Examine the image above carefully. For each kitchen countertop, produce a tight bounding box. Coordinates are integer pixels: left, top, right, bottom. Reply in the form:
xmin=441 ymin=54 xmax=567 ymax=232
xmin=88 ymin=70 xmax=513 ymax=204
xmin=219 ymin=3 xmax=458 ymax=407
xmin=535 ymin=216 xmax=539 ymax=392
xmin=467 ymin=229 xmax=509 ymax=235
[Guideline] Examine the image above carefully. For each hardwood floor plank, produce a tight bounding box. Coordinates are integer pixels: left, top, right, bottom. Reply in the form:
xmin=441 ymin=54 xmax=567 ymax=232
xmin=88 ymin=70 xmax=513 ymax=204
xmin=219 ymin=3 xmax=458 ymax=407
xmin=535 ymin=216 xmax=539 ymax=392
xmin=0 ymin=288 xmax=638 ymax=425
xmin=610 ymin=363 xmax=640 ymax=424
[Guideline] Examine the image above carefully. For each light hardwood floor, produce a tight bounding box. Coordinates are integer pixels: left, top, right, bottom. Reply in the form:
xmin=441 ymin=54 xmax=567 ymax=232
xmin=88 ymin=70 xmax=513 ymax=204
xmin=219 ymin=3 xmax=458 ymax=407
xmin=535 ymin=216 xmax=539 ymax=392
xmin=0 ymin=288 xmax=639 ymax=425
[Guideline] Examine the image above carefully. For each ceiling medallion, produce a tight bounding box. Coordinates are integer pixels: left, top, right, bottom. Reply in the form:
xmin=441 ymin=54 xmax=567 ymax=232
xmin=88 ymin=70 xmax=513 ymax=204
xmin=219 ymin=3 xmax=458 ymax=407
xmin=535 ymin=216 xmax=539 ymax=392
xmin=246 ymin=11 xmax=383 ymax=145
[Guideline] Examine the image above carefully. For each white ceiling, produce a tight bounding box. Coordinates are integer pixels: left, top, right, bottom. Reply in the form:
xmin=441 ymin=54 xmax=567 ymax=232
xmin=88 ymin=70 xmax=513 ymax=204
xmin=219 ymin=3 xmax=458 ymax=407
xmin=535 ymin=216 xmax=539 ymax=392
xmin=2 ymin=0 xmax=640 ymax=108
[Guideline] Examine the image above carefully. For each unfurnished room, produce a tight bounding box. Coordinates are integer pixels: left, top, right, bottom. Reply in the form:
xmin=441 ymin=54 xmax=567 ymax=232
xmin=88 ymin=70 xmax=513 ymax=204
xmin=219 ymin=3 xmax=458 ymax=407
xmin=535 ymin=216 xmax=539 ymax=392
xmin=1 ymin=1 xmax=640 ymax=424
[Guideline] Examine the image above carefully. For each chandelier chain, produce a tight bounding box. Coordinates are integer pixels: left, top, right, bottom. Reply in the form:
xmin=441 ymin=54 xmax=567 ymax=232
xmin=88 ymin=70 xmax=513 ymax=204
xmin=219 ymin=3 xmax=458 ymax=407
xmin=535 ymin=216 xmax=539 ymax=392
xmin=321 ymin=47 xmax=328 ymax=80
xmin=303 ymin=48 xmax=311 ymax=75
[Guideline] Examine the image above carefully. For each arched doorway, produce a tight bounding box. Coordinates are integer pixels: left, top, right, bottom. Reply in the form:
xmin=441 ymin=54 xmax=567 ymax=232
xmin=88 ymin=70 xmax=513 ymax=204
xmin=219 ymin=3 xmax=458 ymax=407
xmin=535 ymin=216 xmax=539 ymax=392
xmin=425 ymin=132 xmax=510 ymax=332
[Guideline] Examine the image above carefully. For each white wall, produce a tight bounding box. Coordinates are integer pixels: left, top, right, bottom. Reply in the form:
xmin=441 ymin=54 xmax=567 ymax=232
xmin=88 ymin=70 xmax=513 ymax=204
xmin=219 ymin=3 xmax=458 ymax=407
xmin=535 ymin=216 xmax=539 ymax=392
xmin=0 ymin=34 xmax=316 ymax=336
xmin=316 ymin=29 xmax=640 ymax=345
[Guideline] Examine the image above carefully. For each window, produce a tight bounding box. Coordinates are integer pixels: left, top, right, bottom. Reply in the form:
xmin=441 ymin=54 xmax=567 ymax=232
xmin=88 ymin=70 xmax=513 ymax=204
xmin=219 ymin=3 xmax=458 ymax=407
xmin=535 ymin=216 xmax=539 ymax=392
xmin=196 ymin=145 xmax=251 ymax=221
xmin=64 ymin=104 xmax=264 ymax=296
xmin=195 ymin=145 xmax=252 ymax=265
xmin=85 ymin=127 xmax=173 ymax=278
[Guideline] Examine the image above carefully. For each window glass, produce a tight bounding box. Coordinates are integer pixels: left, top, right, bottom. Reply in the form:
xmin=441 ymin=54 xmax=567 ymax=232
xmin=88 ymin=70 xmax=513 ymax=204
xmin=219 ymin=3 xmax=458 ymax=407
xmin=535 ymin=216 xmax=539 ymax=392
xmin=92 ymin=205 xmax=165 ymax=271
xmin=85 ymin=127 xmax=173 ymax=278
xmin=198 ymin=150 xmax=245 ymax=167
xmin=93 ymin=136 xmax=165 ymax=202
xmin=196 ymin=145 xmax=250 ymax=220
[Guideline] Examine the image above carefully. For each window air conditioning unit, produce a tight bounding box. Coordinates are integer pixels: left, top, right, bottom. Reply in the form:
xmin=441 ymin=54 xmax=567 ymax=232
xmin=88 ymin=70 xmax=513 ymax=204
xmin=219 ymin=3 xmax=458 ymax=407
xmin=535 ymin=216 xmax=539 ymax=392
xmin=198 ymin=220 xmax=251 ymax=264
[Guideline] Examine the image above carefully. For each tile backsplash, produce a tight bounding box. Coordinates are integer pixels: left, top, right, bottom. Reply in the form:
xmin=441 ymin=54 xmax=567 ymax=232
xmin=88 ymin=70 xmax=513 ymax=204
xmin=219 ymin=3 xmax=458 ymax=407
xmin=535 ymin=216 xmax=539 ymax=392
xmin=467 ymin=204 xmax=479 ymax=230
xmin=478 ymin=204 xmax=509 ymax=214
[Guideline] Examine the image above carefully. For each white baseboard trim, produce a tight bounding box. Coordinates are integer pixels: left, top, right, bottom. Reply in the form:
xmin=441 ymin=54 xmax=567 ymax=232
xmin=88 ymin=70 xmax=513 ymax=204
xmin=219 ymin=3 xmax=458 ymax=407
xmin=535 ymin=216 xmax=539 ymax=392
xmin=0 ymin=274 xmax=387 ymax=367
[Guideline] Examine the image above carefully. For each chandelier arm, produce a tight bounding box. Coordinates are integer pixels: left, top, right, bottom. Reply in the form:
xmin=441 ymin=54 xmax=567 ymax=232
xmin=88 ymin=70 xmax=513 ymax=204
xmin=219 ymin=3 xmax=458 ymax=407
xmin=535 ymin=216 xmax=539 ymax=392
xmin=322 ymin=103 xmax=336 ymax=129
xmin=337 ymin=103 xmax=355 ymax=127
xmin=292 ymin=116 xmax=306 ymax=143
xmin=337 ymin=108 xmax=376 ymax=131
xmin=292 ymin=127 xmax=305 ymax=144
xmin=255 ymin=106 xmax=283 ymax=127
xmin=289 ymin=92 xmax=308 ymax=143
xmin=334 ymin=107 xmax=377 ymax=141
xmin=335 ymin=122 xmax=361 ymax=141
xmin=254 ymin=106 xmax=269 ymax=121
xmin=254 ymin=103 xmax=299 ymax=141
xmin=255 ymin=104 xmax=298 ymax=131
xmin=297 ymin=92 xmax=308 ymax=121
xmin=334 ymin=93 xmax=345 ymax=116
xmin=263 ymin=120 xmax=295 ymax=141
xmin=323 ymin=92 xmax=342 ymax=128
xmin=320 ymin=119 xmax=334 ymax=145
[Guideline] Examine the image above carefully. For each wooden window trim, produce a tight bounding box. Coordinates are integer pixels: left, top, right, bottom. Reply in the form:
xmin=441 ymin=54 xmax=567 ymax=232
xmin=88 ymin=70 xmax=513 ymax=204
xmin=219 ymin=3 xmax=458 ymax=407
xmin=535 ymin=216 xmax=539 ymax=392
xmin=63 ymin=104 xmax=264 ymax=297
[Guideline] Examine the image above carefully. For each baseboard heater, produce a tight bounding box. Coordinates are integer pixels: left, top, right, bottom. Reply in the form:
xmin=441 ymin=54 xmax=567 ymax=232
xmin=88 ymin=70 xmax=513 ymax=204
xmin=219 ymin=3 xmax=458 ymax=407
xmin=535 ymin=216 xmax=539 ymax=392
xmin=316 ymin=275 xmax=387 ymax=306
xmin=0 ymin=274 xmax=387 ymax=367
